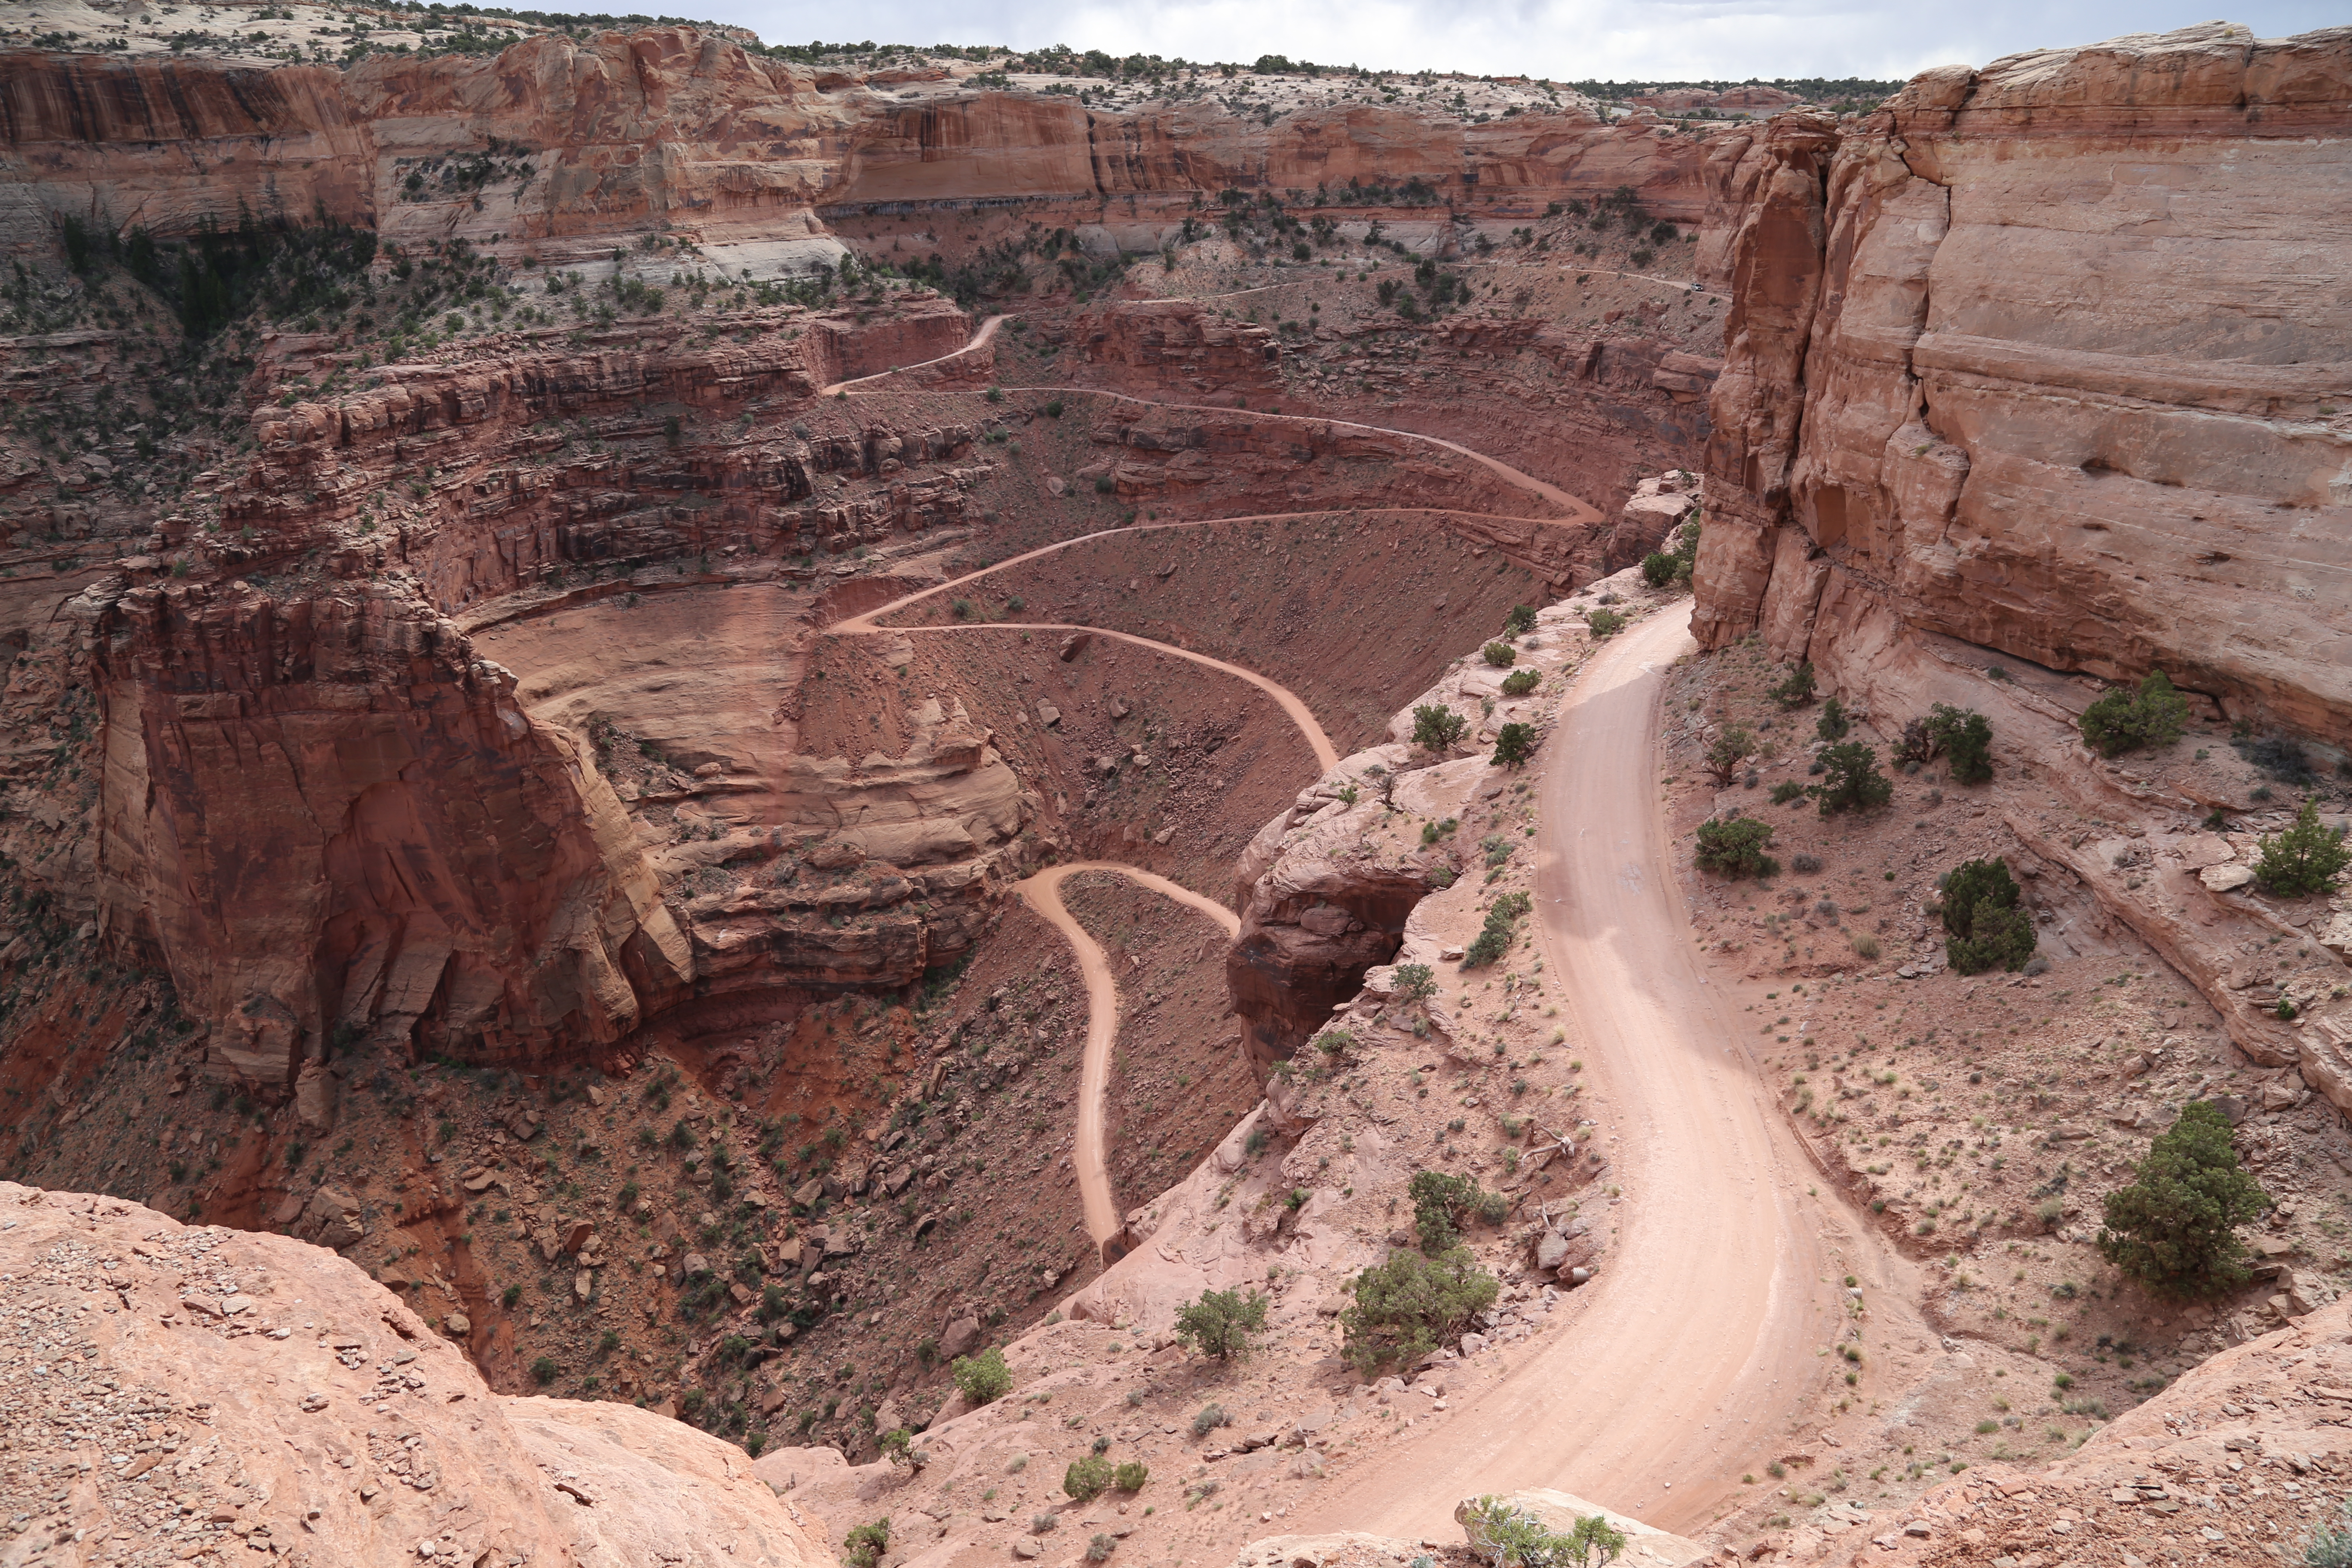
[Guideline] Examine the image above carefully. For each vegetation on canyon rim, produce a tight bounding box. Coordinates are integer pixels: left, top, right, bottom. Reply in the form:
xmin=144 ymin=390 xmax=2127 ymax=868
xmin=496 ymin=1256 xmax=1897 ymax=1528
xmin=1937 ymin=857 xmax=2038 ymax=976
xmin=2096 ymin=1102 xmax=2272 ymax=1300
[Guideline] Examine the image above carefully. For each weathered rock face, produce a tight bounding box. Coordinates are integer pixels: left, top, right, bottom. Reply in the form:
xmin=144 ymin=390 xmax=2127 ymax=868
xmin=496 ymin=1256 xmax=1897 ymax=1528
xmin=1 ymin=31 xmax=1722 ymax=265
xmin=1227 ymin=748 xmax=1437 ymax=1078
xmin=58 ymin=293 xmax=998 ymax=1088
xmin=1694 ymin=22 xmax=2352 ymax=735
xmin=1068 ymin=299 xmax=1282 ymax=396
xmin=0 ymin=31 xmax=859 ymax=257
xmin=0 ymin=1180 xmax=838 ymax=1568
xmin=90 ymin=574 xmax=693 ymax=1083
xmin=1608 ymin=470 xmax=1702 ymax=572
xmin=1837 ymin=1292 xmax=2352 ymax=1567
xmin=830 ymin=95 xmax=1717 ymax=219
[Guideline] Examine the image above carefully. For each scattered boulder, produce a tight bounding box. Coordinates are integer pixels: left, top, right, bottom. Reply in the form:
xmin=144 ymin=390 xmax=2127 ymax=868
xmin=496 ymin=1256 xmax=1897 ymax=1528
xmin=305 ymin=1186 xmax=365 ymax=1250
xmin=940 ymin=1314 xmax=982 ymax=1360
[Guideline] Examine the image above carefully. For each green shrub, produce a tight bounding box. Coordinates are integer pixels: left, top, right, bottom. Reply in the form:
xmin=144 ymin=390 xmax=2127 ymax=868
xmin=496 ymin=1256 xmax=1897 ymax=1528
xmin=1408 ymin=1169 xmax=1492 ymax=1252
xmin=1584 ymin=608 xmax=1626 ymax=638
xmin=879 ymin=1428 xmax=929 ymax=1470
xmin=952 ymin=1345 xmax=1011 ymax=1405
xmin=1172 ymin=1288 xmax=1269 ymax=1360
xmin=2096 ymin=1102 xmax=2271 ymax=1298
xmin=1482 ymin=640 xmax=1518 ymax=668
xmin=1087 ymin=1534 xmax=1117 ymax=1563
xmin=1807 ymin=742 xmax=1892 ymax=815
xmin=1940 ymin=857 xmax=2036 ymax=974
xmin=1393 ymin=962 xmax=1439 ymax=1001
xmin=1640 ymin=551 xmax=1678 ymax=588
xmin=1770 ymin=661 xmax=1816 ymax=707
xmin=1462 ymin=1494 xmax=1629 ymax=1568
xmin=1191 ymin=1401 xmax=1230 ymax=1437
xmin=1769 ymin=780 xmax=1805 ymax=805
xmin=2305 ymin=1500 xmax=2352 ymax=1568
xmin=1412 ymin=704 xmax=1468 ymax=752
xmin=1064 ymin=1454 xmax=1115 ymax=1502
xmin=1504 ymin=603 xmax=1537 ymax=635
xmin=1113 ymin=1461 xmax=1148 ymax=1492
xmin=1491 ymin=723 xmax=1538 ymax=768
xmin=1703 ymin=726 xmax=1753 ymax=785
xmin=1501 ymin=668 xmax=1539 ymax=697
xmin=844 ymin=1520 xmax=891 ymax=1568
xmin=1339 ymin=1246 xmax=1499 ymax=1373
xmin=2253 ymin=797 xmax=2350 ymax=896
xmin=1695 ymin=816 xmax=1777 ymax=879
xmin=1463 ymin=891 xmax=1531 ymax=968
xmin=1814 ymin=697 xmax=1850 ymax=742
xmin=1925 ymin=704 xmax=1994 ymax=784
xmin=531 ymin=1356 xmax=558 ymax=1385
xmin=2079 ymin=668 xmax=2189 ymax=757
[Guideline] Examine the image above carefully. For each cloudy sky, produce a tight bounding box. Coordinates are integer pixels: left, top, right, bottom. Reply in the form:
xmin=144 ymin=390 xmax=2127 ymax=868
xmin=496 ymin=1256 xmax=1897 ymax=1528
xmin=696 ymin=0 xmax=2339 ymax=83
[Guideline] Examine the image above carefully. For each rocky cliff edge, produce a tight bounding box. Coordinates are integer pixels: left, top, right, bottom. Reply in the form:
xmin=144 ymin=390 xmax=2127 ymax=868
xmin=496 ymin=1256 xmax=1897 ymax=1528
xmin=0 ymin=1179 xmax=837 ymax=1568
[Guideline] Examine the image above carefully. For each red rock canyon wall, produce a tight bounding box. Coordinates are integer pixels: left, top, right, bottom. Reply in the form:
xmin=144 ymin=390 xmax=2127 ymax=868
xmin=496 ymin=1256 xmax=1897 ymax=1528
xmin=1693 ymin=21 xmax=2352 ymax=736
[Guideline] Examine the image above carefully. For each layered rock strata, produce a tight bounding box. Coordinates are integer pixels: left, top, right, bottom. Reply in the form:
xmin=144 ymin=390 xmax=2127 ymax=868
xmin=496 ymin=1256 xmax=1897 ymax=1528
xmin=1693 ymin=21 xmax=2352 ymax=735
xmin=2 ymin=30 xmax=1722 ymax=265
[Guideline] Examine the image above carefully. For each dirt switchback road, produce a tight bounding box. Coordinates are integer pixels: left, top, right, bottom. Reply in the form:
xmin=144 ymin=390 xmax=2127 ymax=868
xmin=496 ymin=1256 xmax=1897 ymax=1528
xmin=1016 ymin=864 xmax=1242 ymax=1251
xmin=1299 ymin=607 xmax=1903 ymax=1538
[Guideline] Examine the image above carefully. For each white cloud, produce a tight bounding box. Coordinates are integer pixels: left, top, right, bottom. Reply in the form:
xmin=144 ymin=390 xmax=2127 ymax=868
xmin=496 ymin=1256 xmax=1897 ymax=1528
xmin=700 ymin=0 xmax=2343 ymax=82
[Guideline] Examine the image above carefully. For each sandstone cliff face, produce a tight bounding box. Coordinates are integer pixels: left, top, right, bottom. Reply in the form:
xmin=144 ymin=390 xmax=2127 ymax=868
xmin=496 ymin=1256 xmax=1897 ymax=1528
xmin=1694 ymin=21 xmax=2352 ymax=736
xmin=2 ymin=30 xmax=1724 ymax=269
xmin=88 ymin=575 xmax=692 ymax=1084
xmin=1227 ymin=748 xmax=1439 ymax=1078
xmin=0 ymin=56 xmax=371 ymax=252
xmin=0 ymin=1179 xmax=838 ymax=1568
xmin=55 ymin=297 xmax=997 ymax=1089
xmin=1067 ymin=299 xmax=1283 ymax=396
xmin=831 ymin=95 xmax=1717 ymax=220
xmin=0 ymin=31 xmax=860 ymax=257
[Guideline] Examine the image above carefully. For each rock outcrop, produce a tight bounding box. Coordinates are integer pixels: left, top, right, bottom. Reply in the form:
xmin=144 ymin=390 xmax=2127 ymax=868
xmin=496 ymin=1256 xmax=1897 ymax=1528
xmin=1694 ymin=21 xmax=2352 ymax=736
xmin=1227 ymin=588 xmax=1639 ymax=1079
xmin=0 ymin=1179 xmax=837 ymax=1568
xmin=1068 ymin=299 xmax=1283 ymax=396
xmin=1834 ymin=1292 xmax=2352 ymax=1566
xmin=67 ymin=298 xmax=990 ymax=1084
xmin=1227 ymin=747 xmax=1439 ymax=1078
xmin=93 ymin=576 xmax=693 ymax=1081
xmin=829 ymin=95 xmax=1718 ymax=221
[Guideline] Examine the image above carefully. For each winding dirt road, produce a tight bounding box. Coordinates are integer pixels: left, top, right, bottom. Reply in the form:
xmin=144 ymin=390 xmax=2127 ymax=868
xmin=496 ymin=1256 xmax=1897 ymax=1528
xmin=1298 ymin=607 xmax=1905 ymax=1538
xmin=1015 ymin=864 xmax=1242 ymax=1250
xmin=820 ymin=326 xmax=1902 ymax=1534
xmin=821 ymin=310 xmax=1597 ymax=524
xmin=838 ymin=619 xmax=1338 ymax=773
xmin=818 ymin=312 xmax=1010 ymax=396
xmin=1002 ymin=384 xmax=1598 ymax=522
